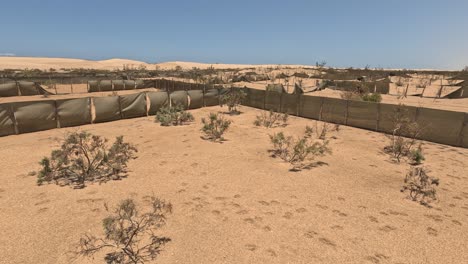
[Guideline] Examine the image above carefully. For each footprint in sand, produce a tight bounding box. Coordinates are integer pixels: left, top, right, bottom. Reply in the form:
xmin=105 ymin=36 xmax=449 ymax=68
xmin=379 ymin=225 xmax=397 ymax=232
xmin=295 ymin=208 xmax=307 ymax=213
xmin=316 ymin=204 xmax=328 ymax=210
xmin=236 ymin=209 xmax=249 ymax=215
xmin=452 ymin=220 xmax=462 ymax=226
xmin=427 ymin=227 xmax=438 ymax=236
xmin=233 ymin=194 xmax=241 ymax=198
xmin=34 ymin=199 xmax=51 ymax=206
xmin=265 ymin=248 xmax=277 ymax=257
xmin=365 ymin=253 xmax=390 ymax=263
xmin=270 ymin=200 xmax=280 ymax=205
xmin=263 ymin=226 xmax=272 ymax=232
xmin=318 ymin=237 xmax=336 ymax=248
xmin=258 ymin=200 xmax=270 ymax=206
xmin=245 ymin=244 xmax=258 ymax=251
xmin=283 ymin=212 xmax=293 ymax=219
xmin=37 ymin=207 xmax=49 ymax=213
xmin=304 ymin=230 xmax=318 ymax=238
xmin=368 ymin=216 xmax=379 ymax=223
xmin=332 ymin=209 xmax=348 ymax=217
xmin=331 ymin=225 xmax=344 ymax=230
xmin=424 ymin=214 xmax=443 ymax=222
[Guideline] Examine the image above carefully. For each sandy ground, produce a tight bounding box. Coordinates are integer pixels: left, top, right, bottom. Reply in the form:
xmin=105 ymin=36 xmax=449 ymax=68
xmin=0 ymin=106 xmax=467 ymax=264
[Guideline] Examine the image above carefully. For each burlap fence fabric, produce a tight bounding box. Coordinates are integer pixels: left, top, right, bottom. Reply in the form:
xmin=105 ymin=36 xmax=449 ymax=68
xmin=124 ymin=80 xmax=136 ymax=90
xmin=93 ymin=96 xmax=121 ymax=123
xmin=13 ymin=100 xmax=57 ymax=133
xmin=416 ymin=108 xmax=465 ymax=146
xmin=56 ymin=98 xmax=92 ymax=128
xmin=264 ymin=91 xmax=282 ymax=112
xmin=170 ymin=90 xmax=189 ymax=108
xmin=188 ymin=90 xmax=204 ymax=109
xmin=147 ymin=91 xmax=169 ymax=115
xmin=0 ymin=82 xmax=19 ymax=97
xmin=120 ymin=93 xmax=147 ymax=119
xmin=204 ymin=88 xmax=219 ymax=107
xmin=346 ymin=100 xmax=378 ymax=130
xmin=462 ymin=114 xmax=468 ymax=148
xmin=88 ymin=81 xmax=99 ymax=92
xmin=113 ymin=80 xmax=125 ymax=91
xmin=299 ymin=95 xmax=322 ymax=120
xmin=99 ymin=80 xmax=113 ymax=92
xmin=0 ymin=103 xmax=16 ymax=136
xmin=244 ymin=88 xmax=265 ymax=109
xmin=17 ymin=82 xmax=40 ymax=96
xmin=281 ymin=93 xmax=299 ymax=115
xmin=377 ymin=104 xmax=418 ymax=134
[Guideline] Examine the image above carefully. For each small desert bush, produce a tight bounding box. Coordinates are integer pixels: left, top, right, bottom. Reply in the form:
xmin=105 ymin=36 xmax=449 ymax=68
xmin=384 ymin=105 xmax=423 ymax=162
xmin=340 ymin=90 xmax=361 ymax=101
xmin=77 ymin=196 xmax=172 ymax=263
xmin=269 ymin=128 xmax=331 ymax=170
xmin=155 ymin=104 xmax=194 ymax=126
xmin=362 ymin=93 xmax=382 ymax=103
xmin=315 ymin=121 xmax=330 ymax=140
xmin=254 ymin=110 xmax=288 ymax=128
xmin=201 ymin=113 xmax=232 ymax=142
xmin=409 ymin=144 xmax=425 ymax=165
xmin=401 ymin=166 xmax=439 ymax=206
xmin=220 ymin=88 xmax=246 ymax=114
xmin=37 ymin=132 xmax=137 ymax=188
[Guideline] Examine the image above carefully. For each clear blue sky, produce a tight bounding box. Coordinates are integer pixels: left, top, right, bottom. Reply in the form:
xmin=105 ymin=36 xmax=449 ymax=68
xmin=1 ymin=0 xmax=467 ymax=69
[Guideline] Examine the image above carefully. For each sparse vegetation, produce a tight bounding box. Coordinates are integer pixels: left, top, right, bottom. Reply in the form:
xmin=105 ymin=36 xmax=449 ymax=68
xmin=220 ymin=88 xmax=246 ymax=114
xmin=155 ymin=104 xmax=194 ymax=126
xmin=254 ymin=110 xmax=288 ymax=128
xmin=315 ymin=121 xmax=330 ymax=140
xmin=269 ymin=127 xmax=332 ymax=171
xmin=361 ymin=93 xmax=382 ymax=103
xmin=401 ymin=166 xmax=439 ymax=206
xmin=409 ymin=144 xmax=425 ymax=165
xmin=384 ymin=105 xmax=422 ymax=162
xmin=201 ymin=113 xmax=232 ymax=142
xmin=77 ymin=196 xmax=172 ymax=263
xmin=37 ymin=132 xmax=137 ymax=189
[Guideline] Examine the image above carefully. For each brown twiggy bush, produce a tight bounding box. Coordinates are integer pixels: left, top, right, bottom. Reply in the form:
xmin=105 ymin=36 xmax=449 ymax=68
xmin=314 ymin=121 xmax=330 ymax=140
xmin=401 ymin=166 xmax=439 ymax=206
xmin=76 ymin=196 xmax=172 ymax=263
xmin=155 ymin=104 xmax=194 ymax=126
xmin=37 ymin=132 xmax=137 ymax=189
xmin=201 ymin=113 xmax=232 ymax=142
xmin=384 ymin=105 xmax=423 ymax=162
xmin=254 ymin=110 xmax=288 ymax=128
xmin=269 ymin=127 xmax=332 ymax=171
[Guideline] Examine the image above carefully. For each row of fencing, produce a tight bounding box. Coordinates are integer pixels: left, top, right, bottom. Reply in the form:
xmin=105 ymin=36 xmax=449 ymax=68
xmin=0 ymin=87 xmax=467 ymax=148
xmin=0 ymin=81 xmax=48 ymax=97
xmin=87 ymin=79 xmax=222 ymax=93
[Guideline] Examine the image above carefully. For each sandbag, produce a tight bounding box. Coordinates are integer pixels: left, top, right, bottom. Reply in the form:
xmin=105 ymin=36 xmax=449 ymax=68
xmin=0 ymin=82 xmax=18 ymax=97
xmin=188 ymin=90 xmax=204 ymax=109
xmin=0 ymin=103 xmax=15 ymax=136
xmin=377 ymin=104 xmax=417 ymax=134
xmin=88 ymin=80 xmax=99 ymax=92
xmin=170 ymin=91 xmax=188 ymax=109
xmin=93 ymin=96 xmax=121 ymax=123
xmin=124 ymin=80 xmax=135 ymax=90
xmin=204 ymin=88 xmax=219 ymax=107
xmin=14 ymin=100 xmax=57 ymax=133
xmin=321 ymin=97 xmax=347 ymax=124
xmin=99 ymin=80 xmax=113 ymax=91
xmin=148 ymin=91 xmax=169 ymax=115
xmin=416 ymin=108 xmax=465 ymax=146
xmin=56 ymin=98 xmax=92 ymax=128
xmin=281 ymin=93 xmax=299 ymax=115
xmin=264 ymin=91 xmax=282 ymax=112
xmin=346 ymin=100 xmax=378 ymax=130
xmin=299 ymin=95 xmax=322 ymax=120
xmin=18 ymin=81 xmax=39 ymax=96
xmin=120 ymin=93 xmax=147 ymax=119
xmin=245 ymin=88 xmax=265 ymax=109
xmin=113 ymin=80 xmax=125 ymax=91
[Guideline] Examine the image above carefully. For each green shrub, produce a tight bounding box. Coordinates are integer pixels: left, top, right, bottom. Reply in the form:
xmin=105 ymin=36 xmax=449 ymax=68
xmin=201 ymin=113 xmax=232 ymax=142
xmin=254 ymin=110 xmax=288 ymax=128
xmin=77 ymin=196 xmax=172 ymax=263
xmin=37 ymin=132 xmax=137 ymax=188
xmin=220 ymin=88 xmax=246 ymax=114
xmin=269 ymin=129 xmax=332 ymax=171
xmin=362 ymin=93 xmax=382 ymax=103
xmin=155 ymin=104 xmax=194 ymax=126
xmin=409 ymin=144 xmax=425 ymax=165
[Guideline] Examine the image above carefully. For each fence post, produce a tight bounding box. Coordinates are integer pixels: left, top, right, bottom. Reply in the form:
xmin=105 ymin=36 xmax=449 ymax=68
xmin=318 ymin=97 xmax=324 ymax=121
xmin=9 ymin=103 xmax=19 ymax=135
xmin=344 ymin=100 xmax=349 ymax=126
xmin=376 ymin=103 xmax=381 ymax=131
xmin=458 ymin=113 xmax=468 ymax=147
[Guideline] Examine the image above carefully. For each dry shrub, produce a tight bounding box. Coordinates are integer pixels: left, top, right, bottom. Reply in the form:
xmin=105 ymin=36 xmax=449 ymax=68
xmin=254 ymin=110 xmax=288 ymax=128
xmin=77 ymin=196 xmax=172 ymax=263
xmin=384 ymin=105 xmax=423 ymax=162
xmin=401 ymin=166 xmax=439 ymax=206
xmin=220 ymin=88 xmax=246 ymax=114
xmin=201 ymin=113 xmax=232 ymax=142
xmin=340 ymin=90 xmax=361 ymax=101
xmin=37 ymin=132 xmax=137 ymax=189
xmin=269 ymin=127 xmax=332 ymax=171
xmin=156 ymin=104 xmax=194 ymax=126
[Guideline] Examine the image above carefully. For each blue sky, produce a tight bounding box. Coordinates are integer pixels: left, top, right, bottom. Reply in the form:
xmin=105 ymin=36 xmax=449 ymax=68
xmin=1 ymin=0 xmax=467 ymax=69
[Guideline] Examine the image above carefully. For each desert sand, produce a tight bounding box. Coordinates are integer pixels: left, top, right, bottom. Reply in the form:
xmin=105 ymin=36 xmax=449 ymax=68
xmin=0 ymin=105 xmax=467 ymax=264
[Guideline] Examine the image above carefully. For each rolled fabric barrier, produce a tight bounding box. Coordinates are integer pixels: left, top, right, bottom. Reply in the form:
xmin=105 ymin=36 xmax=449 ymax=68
xmin=0 ymin=103 xmax=16 ymax=136
xmin=18 ymin=81 xmax=39 ymax=96
xmin=124 ymin=80 xmax=136 ymax=90
xmin=113 ymin=80 xmax=125 ymax=91
xmin=13 ymin=100 xmax=57 ymax=133
xmin=88 ymin=80 xmax=100 ymax=92
xmin=120 ymin=93 xmax=147 ymax=119
xmin=170 ymin=90 xmax=189 ymax=109
xmin=56 ymin=98 xmax=92 ymax=128
xmin=204 ymin=88 xmax=219 ymax=107
xmin=0 ymin=82 xmax=19 ymax=97
xmin=99 ymin=80 xmax=113 ymax=92
xmin=93 ymin=96 xmax=121 ymax=123
xmin=299 ymin=95 xmax=322 ymax=120
xmin=188 ymin=90 xmax=204 ymax=109
xmin=147 ymin=91 xmax=169 ymax=115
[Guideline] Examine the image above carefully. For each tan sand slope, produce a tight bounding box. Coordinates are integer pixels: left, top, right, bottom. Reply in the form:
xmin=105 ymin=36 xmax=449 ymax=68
xmin=0 ymin=106 xmax=467 ymax=264
xmin=0 ymin=57 xmax=150 ymax=71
